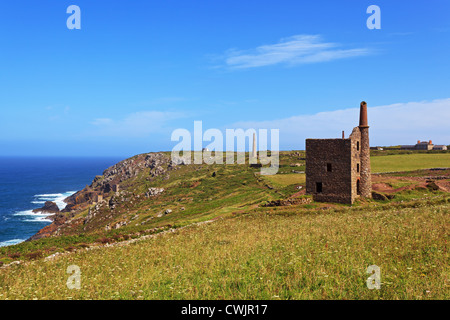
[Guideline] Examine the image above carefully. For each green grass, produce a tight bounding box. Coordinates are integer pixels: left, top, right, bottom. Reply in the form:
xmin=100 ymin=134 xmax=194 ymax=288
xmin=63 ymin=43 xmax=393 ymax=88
xmin=387 ymin=181 xmax=415 ymax=189
xmin=1 ymin=151 xmax=449 ymax=300
xmin=0 ymin=197 xmax=448 ymax=300
xmin=263 ymin=173 xmax=306 ymax=187
xmin=0 ymin=162 xmax=281 ymax=263
xmin=371 ymin=153 xmax=450 ymax=173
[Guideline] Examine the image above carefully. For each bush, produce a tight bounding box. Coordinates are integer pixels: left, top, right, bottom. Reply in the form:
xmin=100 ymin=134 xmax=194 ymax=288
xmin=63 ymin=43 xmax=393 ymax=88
xmin=97 ymin=237 xmax=113 ymax=244
xmin=26 ymin=251 xmax=43 ymax=260
xmin=427 ymin=181 xmax=440 ymax=191
xmin=112 ymin=234 xmax=123 ymax=241
xmin=8 ymin=252 xmax=21 ymax=259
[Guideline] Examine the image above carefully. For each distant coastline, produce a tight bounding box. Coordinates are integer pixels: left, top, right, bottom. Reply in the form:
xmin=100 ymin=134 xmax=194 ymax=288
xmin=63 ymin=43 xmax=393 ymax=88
xmin=0 ymin=157 xmax=122 ymax=247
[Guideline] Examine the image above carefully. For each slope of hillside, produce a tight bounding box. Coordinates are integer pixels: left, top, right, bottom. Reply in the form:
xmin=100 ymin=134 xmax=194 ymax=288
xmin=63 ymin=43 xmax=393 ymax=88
xmin=0 ymin=151 xmax=449 ymax=299
xmin=0 ymin=197 xmax=448 ymax=299
xmin=1 ymin=151 xmax=307 ymax=262
xmin=27 ymin=152 xmax=282 ymax=240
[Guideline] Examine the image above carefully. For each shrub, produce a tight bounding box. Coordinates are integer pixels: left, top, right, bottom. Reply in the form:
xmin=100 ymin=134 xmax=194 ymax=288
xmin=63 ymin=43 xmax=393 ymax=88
xmin=97 ymin=237 xmax=113 ymax=244
xmin=112 ymin=234 xmax=123 ymax=241
xmin=427 ymin=181 xmax=440 ymax=191
xmin=26 ymin=251 xmax=43 ymax=260
xmin=8 ymin=252 xmax=21 ymax=259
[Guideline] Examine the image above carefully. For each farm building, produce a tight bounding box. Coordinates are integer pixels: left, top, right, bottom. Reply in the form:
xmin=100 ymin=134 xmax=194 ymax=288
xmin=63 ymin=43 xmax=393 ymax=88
xmin=401 ymin=140 xmax=447 ymax=151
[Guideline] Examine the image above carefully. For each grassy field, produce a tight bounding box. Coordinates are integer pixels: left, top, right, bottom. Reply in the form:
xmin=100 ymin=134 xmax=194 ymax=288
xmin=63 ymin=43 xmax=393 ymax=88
xmin=263 ymin=173 xmax=306 ymax=187
xmin=371 ymin=153 xmax=450 ymax=173
xmin=0 ymin=197 xmax=448 ymax=300
xmin=0 ymin=151 xmax=449 ymax=300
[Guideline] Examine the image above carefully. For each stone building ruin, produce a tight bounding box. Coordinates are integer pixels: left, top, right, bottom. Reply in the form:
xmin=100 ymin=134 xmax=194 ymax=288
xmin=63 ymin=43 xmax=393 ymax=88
xmin=305 ymin=101 xmax=372 ymax=204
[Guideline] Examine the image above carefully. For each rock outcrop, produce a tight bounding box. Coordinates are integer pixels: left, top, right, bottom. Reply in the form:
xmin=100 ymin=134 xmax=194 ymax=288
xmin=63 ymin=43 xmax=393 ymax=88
xmin=27 ymin=214 xmax=67 ymax=241
xmin=64 ymin=152 xmax=171 ymax=209
xmin=145 ymin=187 xmax=164 ymax=198
xmin=32 ymin=201 xmax=60 ymax=214
xmin=28 ymin=152 xmax=173 ymax=241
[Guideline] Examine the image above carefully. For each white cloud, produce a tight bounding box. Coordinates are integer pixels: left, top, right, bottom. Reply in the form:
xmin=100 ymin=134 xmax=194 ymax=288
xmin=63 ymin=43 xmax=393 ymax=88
xmin=90 ymin=111 xmax=184 ymax=137
xmin=230 ymin=98 xmax=450 ymax=149
xmin=91 ymin=118 xmax=113 ymax=126
xmin=222 ymin=35 xmax=371 ymax=69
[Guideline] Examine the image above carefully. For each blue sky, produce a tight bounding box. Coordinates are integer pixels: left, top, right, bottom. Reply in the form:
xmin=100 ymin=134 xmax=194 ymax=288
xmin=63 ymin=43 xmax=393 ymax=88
xmin=0 ymin=0 xmax=449 ymax=157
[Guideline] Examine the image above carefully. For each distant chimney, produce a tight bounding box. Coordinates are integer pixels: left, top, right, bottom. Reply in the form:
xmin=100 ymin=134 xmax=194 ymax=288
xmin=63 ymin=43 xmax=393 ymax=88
xmin=342 ymin=131 xmax=345 ymax=139
xmin=252 ymin=133 xmax=257 ymax=158
xmin=417 ymin=140 xmax=421 ymax=144
xmin=429 ymin=140 xmax=433 ymax=145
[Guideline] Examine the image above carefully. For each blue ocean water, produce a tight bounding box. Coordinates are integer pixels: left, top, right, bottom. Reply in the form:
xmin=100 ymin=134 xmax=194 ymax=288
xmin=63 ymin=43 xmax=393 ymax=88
xmin=0 ymin=157 xmax=123 ymax=247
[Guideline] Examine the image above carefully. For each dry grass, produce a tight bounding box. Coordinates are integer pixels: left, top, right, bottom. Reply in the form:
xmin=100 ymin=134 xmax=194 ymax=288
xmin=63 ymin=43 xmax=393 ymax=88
xmin=1 ymin=199 xmax=448 ymax=300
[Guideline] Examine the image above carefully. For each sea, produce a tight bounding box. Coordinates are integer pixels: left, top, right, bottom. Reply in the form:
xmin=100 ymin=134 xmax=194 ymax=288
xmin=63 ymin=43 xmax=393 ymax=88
xmin=0 ymin=157 xmax=123 ymax=247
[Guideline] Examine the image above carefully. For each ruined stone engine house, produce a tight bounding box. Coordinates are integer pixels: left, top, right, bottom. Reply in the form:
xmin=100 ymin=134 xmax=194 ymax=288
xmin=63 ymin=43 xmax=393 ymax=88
xmin=306 ymin=101 xmax=372 ymax=204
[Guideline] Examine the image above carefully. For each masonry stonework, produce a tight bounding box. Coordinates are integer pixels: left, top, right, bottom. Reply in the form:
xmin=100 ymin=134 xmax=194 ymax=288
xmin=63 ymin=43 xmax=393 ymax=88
xmin=306 ymin=101 xmax=372 ymax=204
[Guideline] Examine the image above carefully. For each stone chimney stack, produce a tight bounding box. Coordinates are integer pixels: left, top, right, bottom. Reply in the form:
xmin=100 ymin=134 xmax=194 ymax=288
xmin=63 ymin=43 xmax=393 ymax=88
xmin=250 ymin=132 xmax=257 ymax=163
xmin=342 ymin=131 xmax=345 ymax=139
xmin=359 ymin=101 xmax=372 ymax=198
xmin=429 ymin=140 xmax=432 ymax=145
xmin=359 ymin=101 xmax=368 ymax=127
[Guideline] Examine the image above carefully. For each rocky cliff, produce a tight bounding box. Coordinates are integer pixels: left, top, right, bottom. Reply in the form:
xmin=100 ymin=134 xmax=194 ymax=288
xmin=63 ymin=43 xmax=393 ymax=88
xmin=29 ymin=152 xmax=175 ymax=240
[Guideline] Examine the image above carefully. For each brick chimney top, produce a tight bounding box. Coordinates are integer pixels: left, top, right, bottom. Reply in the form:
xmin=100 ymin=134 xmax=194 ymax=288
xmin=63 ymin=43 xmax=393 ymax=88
xmin=359 ymin=101 xmax=368 ymax=128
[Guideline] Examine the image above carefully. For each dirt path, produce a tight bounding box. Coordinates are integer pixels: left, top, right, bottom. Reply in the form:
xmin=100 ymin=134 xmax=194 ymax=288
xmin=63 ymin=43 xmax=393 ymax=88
xmin=372 ymin=173 xmax=449 ymax=193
